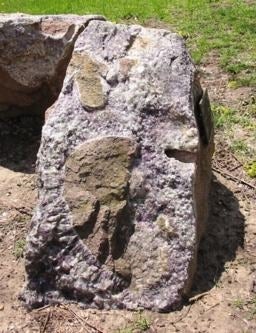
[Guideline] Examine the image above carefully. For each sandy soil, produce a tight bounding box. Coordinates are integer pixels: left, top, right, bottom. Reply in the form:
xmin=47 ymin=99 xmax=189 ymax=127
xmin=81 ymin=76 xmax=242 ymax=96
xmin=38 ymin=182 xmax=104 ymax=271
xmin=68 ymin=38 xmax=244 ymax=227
xmin=0 ymin=55 xmax=255 ymax=333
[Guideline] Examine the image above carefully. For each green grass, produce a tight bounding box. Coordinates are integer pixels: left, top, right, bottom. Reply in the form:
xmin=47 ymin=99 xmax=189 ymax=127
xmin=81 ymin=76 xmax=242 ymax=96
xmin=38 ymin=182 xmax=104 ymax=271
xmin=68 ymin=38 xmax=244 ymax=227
xmin=230 ymin=140 xmax=250 ymax=155
xmin=1 ymin=0 xmax=256 ymax=87
xmin=13 ymin=238 xmax=26 ymax=259
xmin=0 ymin=0 xmax=169 ymax=19
xmin=233 ymin=298 xmax=245 ymax=310
xmin=212 ymin=104 xmax=256 ymax=131
xmin=116 ymin=314 xmax=151 ymax=333
xmin=231 ymin=296 xmax=256 ymax=320
xmin=212 ymin=103 xmax=256 ymax=178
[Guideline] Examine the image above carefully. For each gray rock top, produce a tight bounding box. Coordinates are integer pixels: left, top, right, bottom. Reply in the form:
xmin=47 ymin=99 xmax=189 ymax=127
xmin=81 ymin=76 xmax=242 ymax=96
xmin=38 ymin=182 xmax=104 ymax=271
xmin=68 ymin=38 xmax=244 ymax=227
xmin=22 ymin=19 xmax=213 ymax=312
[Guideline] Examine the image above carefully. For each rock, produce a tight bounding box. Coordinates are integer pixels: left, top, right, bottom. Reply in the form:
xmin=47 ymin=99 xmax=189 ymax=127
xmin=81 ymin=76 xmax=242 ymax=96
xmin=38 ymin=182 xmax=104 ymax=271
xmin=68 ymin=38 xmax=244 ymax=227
xmin=0 ymin=14 xmax=105 ymax=117
xmin=64 ymin=137 xmax=137 ymax=268
xmin=24 ymin=20 xmax=214 ymax=311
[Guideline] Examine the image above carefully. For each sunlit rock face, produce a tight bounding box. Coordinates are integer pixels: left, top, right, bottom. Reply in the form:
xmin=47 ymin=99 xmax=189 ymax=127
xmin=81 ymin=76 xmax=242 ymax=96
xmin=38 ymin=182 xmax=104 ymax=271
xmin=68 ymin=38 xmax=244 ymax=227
xmin=24 ymin=19 xmax=214 ymax=312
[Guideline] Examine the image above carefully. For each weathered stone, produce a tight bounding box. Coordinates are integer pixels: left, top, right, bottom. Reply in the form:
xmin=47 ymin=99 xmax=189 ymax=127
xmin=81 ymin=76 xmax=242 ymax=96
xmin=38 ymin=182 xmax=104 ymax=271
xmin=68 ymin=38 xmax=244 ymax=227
xmin=64 ymin=137 xmax=137 ymax=268
xmin=24 ymin=20 xmax=214 ymax=311
xmin=0 ymin=14 xmax=105 ymax=116
xmin=70 ymin=54 xmax=106 ymax=110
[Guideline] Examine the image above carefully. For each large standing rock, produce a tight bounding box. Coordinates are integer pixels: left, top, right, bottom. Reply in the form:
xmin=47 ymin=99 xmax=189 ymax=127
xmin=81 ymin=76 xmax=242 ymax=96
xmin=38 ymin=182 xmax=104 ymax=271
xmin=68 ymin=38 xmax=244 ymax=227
xmin=0 ymin=14 xmax=104 ymax=116
xmin=24 ymin=20 xmax=214 ymax=311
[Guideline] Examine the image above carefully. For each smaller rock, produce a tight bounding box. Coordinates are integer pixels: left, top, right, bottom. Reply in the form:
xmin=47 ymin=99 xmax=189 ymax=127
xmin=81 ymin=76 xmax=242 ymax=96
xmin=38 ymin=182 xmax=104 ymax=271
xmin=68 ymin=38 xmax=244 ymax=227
xmin=0 ymin=14 xmax=105 ymax=116
xmin=0 ymin=303 xmax=4 ymax=311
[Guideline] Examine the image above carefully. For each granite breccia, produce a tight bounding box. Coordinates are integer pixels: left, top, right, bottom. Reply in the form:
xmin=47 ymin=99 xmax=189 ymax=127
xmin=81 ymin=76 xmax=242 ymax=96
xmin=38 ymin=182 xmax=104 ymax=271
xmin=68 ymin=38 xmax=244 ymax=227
xmin=23 ymin=19 xmax=214 ymax=311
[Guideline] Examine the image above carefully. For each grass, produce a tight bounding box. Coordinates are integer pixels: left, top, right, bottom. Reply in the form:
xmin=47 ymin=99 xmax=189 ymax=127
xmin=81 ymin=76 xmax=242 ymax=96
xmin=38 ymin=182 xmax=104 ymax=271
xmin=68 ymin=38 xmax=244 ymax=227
xmin=13 ymin=238 xmax=26 ymax=259
xmin=248 ymin=298 xmax=256 ymax=319
xmin=134 ymin=314 xmax=151 ymax=331
xmin=212 ymin=104 xmax=256 ymax=131
xmin=0 ymin=0 xmax=170 ymax=19
xmin=230 ymin=140 xmax=249 ymax=155
xmin=232 ymin=296 xmax=256 ymax=320
xmin=116 ymin=314 xmax=151 ymax=333
xmin=233 ymin=298 xmax=245 ymax=310
xmin=212 ymin=103 xmax=256 ymax=178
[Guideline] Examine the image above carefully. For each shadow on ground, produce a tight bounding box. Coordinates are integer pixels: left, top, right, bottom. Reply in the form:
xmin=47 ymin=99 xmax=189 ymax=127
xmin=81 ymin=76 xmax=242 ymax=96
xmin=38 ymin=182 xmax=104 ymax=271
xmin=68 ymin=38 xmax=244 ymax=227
xmin=192 ymin=176 xmax=245 ymax=294
xmin=0 ymin=115 xmax=43 ymax=174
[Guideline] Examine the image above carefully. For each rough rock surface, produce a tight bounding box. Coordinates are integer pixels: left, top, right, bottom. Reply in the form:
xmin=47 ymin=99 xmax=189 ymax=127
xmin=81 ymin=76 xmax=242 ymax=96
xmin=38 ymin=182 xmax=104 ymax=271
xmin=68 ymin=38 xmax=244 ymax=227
xmin=24 ymin=20 xmax=214 ymax=311
xmin=0 ymin=14 xmax=104 ymax=117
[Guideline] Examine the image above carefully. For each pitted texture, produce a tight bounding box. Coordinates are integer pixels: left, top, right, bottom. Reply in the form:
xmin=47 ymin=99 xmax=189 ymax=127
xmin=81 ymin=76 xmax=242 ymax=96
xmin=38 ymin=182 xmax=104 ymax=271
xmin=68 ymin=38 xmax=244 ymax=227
xmin=24 ymin=20 xmax=214 ymax=311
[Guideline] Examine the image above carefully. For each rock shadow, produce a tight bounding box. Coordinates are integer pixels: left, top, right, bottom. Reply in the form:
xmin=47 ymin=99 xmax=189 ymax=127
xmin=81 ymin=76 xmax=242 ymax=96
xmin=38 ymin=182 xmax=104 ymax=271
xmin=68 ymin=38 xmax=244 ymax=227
xmin=191 ymin=176 xmax=245 ymax=294
xmin=0 ymin=114 xmax=44 ymax=174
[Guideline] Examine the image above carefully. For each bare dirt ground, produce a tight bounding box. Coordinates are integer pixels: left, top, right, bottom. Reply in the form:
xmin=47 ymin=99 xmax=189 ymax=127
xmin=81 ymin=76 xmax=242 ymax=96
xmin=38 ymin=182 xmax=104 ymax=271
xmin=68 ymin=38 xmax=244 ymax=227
xmin=0 ymin=55 xmax=255 ymax=333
